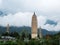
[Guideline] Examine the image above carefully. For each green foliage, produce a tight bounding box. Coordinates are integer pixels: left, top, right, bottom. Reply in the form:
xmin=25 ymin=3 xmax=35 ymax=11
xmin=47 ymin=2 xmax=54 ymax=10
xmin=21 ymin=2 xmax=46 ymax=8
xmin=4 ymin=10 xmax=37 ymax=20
xmin=27 ymin=40 xmax=40 ymax=45
xmin=10 ymin=31 xmax=20 ymax=39
xmin=0 ymin=41 xmax=17 ymax=45
xmin=1 ymin=30 xmax=60 ymax=45
xmin=20 ymin=30 xmax=31 ymax=40
xmin=2 ymin=32 xmax=9 ymax=36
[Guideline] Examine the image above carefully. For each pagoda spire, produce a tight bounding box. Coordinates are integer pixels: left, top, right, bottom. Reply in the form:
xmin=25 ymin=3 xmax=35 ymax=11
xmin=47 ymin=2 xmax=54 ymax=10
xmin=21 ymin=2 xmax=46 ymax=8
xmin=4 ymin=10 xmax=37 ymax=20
xmin=31 ymin=12 xmax=37 ymax=38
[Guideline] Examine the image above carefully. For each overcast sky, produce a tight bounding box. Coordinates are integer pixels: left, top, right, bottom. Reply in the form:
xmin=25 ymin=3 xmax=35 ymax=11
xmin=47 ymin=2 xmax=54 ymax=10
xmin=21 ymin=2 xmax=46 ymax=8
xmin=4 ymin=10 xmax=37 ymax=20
xmin=0 ymin=0 xmax=60 ymax=31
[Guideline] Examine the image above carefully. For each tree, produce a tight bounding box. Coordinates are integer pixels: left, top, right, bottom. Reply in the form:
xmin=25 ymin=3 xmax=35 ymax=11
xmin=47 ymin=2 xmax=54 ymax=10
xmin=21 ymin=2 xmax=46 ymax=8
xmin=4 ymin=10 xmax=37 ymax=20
xmin=10 ymin=31 xmax=20 ymax=39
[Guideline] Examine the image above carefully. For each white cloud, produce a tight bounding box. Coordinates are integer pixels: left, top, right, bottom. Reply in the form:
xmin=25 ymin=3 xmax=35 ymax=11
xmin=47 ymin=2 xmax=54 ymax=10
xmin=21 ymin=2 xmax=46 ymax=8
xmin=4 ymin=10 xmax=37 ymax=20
xmin=0 ymin=12 xmax=60 ymax=31
xmin=0 ymin=12 xmax=47 ymax=27
xmin=0 ymin=0 xmax=60 ymax=31
xmin=37 ymin=15 xmax=47 ymax=28
xmin=0 ymin=12 xmax=33 ymax=27
xmin=54 ymin=22 xmax=60 ymax=31
xmin=0 ymin=0 xmax=2 ymax=6
xmin=1 ymin=0 xmax=60 ymax=15
xmin=43 ymin=24 xmax=55 ymax=31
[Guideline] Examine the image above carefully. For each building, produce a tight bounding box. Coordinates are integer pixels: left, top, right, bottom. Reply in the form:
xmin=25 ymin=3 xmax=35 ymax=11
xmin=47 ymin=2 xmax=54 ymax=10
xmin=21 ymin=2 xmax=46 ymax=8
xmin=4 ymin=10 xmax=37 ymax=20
xmin=46 ymin=34 xmax=52 ymax=40
xmin=31 ymin=12 xmax=37 ymax=38
xmin=6 ymin=24 xmax=9 ymax=33
xmin=0 ymin=36 xmax=16 ymax=41
xmin=39 ymin=27 xmax=43 ymax=38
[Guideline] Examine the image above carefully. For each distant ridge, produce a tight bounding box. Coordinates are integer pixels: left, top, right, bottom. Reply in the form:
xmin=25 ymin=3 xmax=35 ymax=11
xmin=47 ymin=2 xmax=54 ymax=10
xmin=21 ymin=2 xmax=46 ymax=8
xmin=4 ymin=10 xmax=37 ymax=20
xmin=0 ymin=26 xmax=59 ymax=36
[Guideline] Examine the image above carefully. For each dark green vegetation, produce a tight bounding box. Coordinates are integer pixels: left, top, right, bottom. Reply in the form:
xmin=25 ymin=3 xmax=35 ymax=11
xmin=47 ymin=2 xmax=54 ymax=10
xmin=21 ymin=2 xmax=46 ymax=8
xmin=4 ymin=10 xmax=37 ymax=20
xmin=0 ymin=26 xmax=60 ymax=45
xmin=0 ymin=31 xmax=60 ymax=45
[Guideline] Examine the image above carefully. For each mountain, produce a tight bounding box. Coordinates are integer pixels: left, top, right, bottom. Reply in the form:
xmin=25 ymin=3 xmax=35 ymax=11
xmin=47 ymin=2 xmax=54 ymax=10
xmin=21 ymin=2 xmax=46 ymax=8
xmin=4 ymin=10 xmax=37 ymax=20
xmin=42 ymin=29 xmax=57 ymax=36
xmin=0 ymin=10 xmax=9 ymax=16
xmin=0 ymin=26 xmax=59 ymax=36
xmin=0 ymin=26 xmax=31 ymax=34
xmin=45 ymin=19 xmax=57 ymax=26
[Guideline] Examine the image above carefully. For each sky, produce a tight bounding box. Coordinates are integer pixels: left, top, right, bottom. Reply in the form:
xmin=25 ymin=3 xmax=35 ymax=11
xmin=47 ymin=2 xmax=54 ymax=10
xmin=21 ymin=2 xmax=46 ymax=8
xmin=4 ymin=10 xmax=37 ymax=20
xmin=0 ymin=0 xmax=60 ymax=31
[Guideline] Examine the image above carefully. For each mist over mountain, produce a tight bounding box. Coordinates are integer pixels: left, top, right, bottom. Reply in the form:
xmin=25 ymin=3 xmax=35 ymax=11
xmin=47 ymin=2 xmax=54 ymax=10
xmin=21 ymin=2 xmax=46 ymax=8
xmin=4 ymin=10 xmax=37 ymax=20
xmin=0 ymin=0 xmax=60 ymax=32
xmin=0 ymin=10 xmax=59 ymax=31
xmin=45 ymin=19 xmax=57 ymax=26
xmin=0 ymin=26 xmax=59 ymax=36
xmin=0 ymin=10 xmax=9 ymax=16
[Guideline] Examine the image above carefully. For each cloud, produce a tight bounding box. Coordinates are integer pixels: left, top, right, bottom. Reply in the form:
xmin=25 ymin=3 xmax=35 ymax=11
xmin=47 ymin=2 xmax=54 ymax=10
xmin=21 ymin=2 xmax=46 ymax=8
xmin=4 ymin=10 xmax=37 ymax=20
xmin=0 ymin=0 xmax=2 ymax=6
xmin=0 ymin=12 xmax=33 ymax=27
xmin=0 ymin=12 xmax=60 ymax=31
xmin=44 ymin=19 xmax=57 ymax=26
xmin=0 ymin=0 xmax=60 ymax=16
xmin=37 ymin=15 xmax=47 ymax=27
xmin=0 ymin=0 xmax=60 ymax=31
xmin=42 ymin=17 xmax=60 ymax=31
xmin=0 ymin=12 xmax=47 ymax=27
xmin=54 ymin=22 xmax=60 ymax=31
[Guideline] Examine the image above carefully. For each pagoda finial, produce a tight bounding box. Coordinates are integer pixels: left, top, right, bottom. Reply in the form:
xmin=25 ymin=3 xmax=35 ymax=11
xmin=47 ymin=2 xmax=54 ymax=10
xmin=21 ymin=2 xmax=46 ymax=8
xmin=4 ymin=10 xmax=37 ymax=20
xmin=34 ymin=12 xmax=35 ymax=15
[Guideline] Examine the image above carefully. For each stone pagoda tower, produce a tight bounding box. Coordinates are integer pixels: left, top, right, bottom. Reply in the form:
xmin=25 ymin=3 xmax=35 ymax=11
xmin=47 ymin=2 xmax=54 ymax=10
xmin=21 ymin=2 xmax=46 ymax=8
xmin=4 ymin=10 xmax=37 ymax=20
xmin=6 ymin=24 xmax=9 ymax=33
xmin=39 ymin=27 xmax=43 ymax=38
xmin=31 ymin=12 xmax=37 ymax=38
